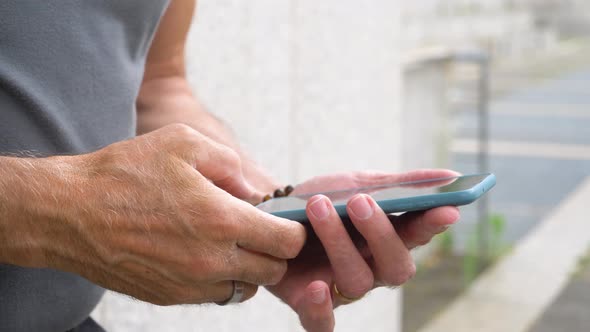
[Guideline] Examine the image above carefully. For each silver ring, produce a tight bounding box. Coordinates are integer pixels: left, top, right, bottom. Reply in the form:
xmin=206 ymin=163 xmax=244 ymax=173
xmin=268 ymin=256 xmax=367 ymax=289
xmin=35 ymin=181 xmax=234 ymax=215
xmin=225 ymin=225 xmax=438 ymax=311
xmin=216 ymin=280 xmax=245 ymax=305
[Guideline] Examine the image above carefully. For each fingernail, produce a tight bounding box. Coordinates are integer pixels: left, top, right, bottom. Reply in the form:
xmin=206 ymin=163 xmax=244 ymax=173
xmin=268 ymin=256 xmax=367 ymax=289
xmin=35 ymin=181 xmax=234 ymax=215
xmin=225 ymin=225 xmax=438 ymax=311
xmin=349 ymin=195 xmax=374 ymax=220
xmin=310 ymin=288 xmax=326 ymax=304
xmin=309 ymin=196 xmax=330 ymax=221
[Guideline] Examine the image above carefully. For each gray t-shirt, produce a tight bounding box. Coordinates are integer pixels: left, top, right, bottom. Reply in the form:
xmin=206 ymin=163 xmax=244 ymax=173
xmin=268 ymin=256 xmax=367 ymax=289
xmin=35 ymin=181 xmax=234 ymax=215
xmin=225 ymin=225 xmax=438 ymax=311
xmin=0 ymin=1 xmax=169 ymax=331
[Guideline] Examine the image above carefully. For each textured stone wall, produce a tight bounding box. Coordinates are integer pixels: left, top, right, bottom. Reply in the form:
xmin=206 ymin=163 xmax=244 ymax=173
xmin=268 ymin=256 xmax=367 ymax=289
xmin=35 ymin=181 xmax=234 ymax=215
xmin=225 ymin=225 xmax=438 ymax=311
xmin=92 ymin=1 xmax=403 ymax=331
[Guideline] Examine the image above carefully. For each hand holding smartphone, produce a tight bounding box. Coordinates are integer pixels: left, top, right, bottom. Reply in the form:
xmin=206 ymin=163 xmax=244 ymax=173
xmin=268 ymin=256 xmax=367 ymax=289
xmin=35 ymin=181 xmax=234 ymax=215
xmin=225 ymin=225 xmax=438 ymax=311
xmin=257 ymin=173 xmax=496 ymax=222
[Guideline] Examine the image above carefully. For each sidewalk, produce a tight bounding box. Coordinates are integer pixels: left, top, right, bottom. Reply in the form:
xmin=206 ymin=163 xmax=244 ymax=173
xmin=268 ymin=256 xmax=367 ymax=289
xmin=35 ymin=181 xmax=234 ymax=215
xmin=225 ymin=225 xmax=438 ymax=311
xmin=529 ymin=253 xmax=590 ymax=332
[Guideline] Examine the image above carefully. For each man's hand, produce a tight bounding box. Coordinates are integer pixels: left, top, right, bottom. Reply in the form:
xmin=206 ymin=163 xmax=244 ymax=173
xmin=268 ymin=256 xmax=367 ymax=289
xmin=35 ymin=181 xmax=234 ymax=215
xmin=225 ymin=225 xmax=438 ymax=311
xmin=136 ymin=1 xmax=454 ymax=326
xmin=266 ymin=169 xmax=460 ymax=332
xmin=0 ymin=124 xmax=306 ymax=306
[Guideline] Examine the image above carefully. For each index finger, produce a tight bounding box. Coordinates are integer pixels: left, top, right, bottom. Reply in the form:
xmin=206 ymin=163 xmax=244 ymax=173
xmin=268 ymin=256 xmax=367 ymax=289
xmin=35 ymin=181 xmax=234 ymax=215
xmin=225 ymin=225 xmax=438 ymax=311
xmin=235 ymin=200 xmax=307 ymax=259
xmin=163 ymin=124 xmax=261 ymax=200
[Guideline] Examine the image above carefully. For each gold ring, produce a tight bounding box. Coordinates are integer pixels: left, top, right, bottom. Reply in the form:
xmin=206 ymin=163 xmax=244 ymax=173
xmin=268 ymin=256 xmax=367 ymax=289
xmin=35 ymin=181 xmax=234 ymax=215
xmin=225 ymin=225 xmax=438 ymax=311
xmin=332 ymin=283 xmax=364 ymax=304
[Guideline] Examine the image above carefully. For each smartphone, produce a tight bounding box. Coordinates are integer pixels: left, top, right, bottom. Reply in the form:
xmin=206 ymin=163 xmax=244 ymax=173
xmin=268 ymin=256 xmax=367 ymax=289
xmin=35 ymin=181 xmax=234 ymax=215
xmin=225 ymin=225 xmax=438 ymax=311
xmin=256 ymin=173 xmax=496 ymax=222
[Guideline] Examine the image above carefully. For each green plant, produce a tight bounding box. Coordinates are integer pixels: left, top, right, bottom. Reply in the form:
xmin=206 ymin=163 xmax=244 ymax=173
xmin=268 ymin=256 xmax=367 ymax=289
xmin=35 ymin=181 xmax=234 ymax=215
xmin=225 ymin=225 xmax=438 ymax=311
xmin=463 ymin=232 xmax=479 ymax=284
xmin=488 ymin=213 xmax=507 ymax=257
xmin=438 ymin=230 xmax=454 ymax=256
xmin=466 ymin=213 xmax=509 ymax=284
xmin=437 ymin=213 xmax=509 ymax=285
xmin=573 ymin=249 xmax=590 ymax=278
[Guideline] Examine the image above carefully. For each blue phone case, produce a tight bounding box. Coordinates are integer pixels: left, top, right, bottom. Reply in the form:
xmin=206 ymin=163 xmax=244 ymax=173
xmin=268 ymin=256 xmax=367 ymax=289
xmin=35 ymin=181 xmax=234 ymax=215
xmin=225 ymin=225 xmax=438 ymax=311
xmin=266 ymin=173 xmax=496 ymax=223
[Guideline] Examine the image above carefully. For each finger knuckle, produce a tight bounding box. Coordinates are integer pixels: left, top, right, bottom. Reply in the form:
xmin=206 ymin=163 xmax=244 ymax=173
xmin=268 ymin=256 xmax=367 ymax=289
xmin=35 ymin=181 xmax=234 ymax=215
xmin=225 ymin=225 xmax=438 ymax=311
xmin=398 ymin=225 xmax=430 ymax=248
xmin=216 ymin=145 xmax=242 ymax=176
xmin=188 ymin=251 xmax=231 ymax=282
xmin=167 ymin=123 xmax=203 ymax=149
xmin=385 ymin=262 xmax=416 ymax=286
xmin=206 ymin=255 xmax=229 ymax=278
xmin=266 ymin=260 xmax=288 ymax=285
xmin=210 ymin=210 xmax=241 ymax=241
xmin=223 ymin=146 xmax=241 ymax=168
xmin=370 ymin=228 xmax=397 ymax=247
xmin=167 ymin=123 xmax=196 ymax=137
xmin=344 ymin=269 xmax=374 ymax=297
xmin=243 ymin=259 xmax=287 ymax=286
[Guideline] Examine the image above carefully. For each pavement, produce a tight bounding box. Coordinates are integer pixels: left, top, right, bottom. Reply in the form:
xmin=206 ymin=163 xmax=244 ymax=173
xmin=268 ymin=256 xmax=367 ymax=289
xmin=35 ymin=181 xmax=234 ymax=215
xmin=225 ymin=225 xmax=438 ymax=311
xmin=529 ymin=254 xmax=590 ymax=332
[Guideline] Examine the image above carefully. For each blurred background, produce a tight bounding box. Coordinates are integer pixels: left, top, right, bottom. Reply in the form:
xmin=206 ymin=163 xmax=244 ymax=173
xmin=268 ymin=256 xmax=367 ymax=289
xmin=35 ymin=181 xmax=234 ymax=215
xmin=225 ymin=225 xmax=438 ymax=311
xmin=93 ymin=0 xmax=590 ymax=331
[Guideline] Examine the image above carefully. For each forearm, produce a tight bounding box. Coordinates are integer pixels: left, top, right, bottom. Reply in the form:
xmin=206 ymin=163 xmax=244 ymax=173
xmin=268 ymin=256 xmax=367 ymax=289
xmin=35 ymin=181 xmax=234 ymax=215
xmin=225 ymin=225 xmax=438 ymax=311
xmin=0 ymin=156 xmax=80 ymax=267
xmin=136 ymin=77 xmax=282 ymax=196
xmin=137 ymin=77 xmax=237 ymax=148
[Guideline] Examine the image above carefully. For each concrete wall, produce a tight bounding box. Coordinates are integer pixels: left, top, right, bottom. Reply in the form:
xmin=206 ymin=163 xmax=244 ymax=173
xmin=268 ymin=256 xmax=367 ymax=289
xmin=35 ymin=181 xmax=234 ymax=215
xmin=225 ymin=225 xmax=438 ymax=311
xmin=401 ymin=60 xmax=451 ymax=170
xmin=93 ymin=1 xmax=404 ymax=331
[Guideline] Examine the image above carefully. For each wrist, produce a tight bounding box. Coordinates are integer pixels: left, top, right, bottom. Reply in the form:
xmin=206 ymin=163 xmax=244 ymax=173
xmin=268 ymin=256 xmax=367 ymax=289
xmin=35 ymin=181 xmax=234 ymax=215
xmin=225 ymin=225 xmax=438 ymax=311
xmin=0 ymin=155 xmax=84 ymax=267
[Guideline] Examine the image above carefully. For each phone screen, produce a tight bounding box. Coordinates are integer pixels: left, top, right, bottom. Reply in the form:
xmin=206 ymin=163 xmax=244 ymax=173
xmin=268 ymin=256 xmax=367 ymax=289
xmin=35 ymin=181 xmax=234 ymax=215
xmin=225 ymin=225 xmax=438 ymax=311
xmin=257 ymin=174 xmax=489 ymax=213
